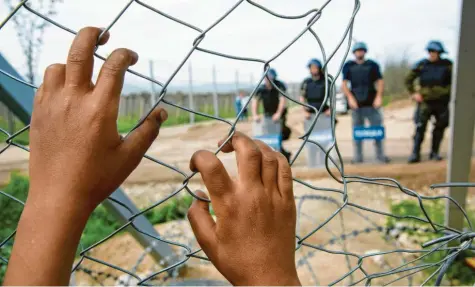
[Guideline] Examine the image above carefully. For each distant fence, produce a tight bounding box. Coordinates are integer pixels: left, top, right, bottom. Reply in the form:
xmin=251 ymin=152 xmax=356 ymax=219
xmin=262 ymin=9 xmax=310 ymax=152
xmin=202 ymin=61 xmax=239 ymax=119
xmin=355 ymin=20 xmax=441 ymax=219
xmin=1 ymin=83 xmax=301 ymax=131
xmin=119 ymin=92 xmax=235 ymax=120
xmin=119 ymin=84 xmax=301 ymax=122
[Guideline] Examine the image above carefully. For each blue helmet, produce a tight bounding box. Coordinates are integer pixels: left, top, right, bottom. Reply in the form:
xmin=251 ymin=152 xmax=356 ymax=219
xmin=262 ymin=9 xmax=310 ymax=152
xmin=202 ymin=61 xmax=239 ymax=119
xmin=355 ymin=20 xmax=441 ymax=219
xmin=267 ymin=68 xmax=277 ymax=79
xmin=352 ymin=42 xmax=368 ymax=53
xmin=426 ymin=40 xmax=446 ymax=53
xmin=307 ymin=58 xmax=323 ymax=69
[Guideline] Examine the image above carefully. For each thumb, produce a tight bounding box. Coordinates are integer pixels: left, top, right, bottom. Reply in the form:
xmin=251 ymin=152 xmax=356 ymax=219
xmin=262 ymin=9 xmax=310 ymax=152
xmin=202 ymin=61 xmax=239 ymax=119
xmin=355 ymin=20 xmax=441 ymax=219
xmin=188 ymin=191 xmax=217 ymax=256
xmin=120 ymin=107 xmax=168 ymax=167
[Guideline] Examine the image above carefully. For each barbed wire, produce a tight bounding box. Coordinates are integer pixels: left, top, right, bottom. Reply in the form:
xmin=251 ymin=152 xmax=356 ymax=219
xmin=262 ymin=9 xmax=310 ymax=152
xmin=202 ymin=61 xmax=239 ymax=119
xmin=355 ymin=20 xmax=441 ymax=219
xmin=0 ymin=0 xmax=474 ymax=286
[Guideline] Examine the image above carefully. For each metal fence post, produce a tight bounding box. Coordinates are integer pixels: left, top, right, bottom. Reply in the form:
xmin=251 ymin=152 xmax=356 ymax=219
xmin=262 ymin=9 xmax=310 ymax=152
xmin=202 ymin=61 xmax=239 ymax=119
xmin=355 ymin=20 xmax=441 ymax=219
xmin=250 ymin=73 xmax=254 ymax=91
xmin=235 ymin=69 xmax=240 ymax=97
xmin=188 ymin=62 xmax=195 ymax=124
xmin=212 ymin=65 xmax=219 ymax=117
xmin=149 ymin=59 xmax=157 ymax=107
xmin=445 ymin=0 xmax=475 ymax=231
xmin=7 ymin=110 xmax=15 ymax=133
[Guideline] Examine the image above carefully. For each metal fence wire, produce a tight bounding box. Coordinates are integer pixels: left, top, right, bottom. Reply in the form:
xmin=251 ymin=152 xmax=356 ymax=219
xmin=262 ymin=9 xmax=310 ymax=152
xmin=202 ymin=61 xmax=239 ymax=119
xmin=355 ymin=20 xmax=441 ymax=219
xmin=0 ymin=0 xmax=474 ymax=286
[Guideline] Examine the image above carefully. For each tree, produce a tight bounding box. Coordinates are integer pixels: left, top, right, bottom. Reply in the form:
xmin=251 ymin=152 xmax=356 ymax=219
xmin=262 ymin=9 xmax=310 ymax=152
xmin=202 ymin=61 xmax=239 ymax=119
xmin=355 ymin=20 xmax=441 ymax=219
xmin=3 ymin=0 xmax=63 ymax=84
xmin=383 ymin=51 xmax=411 ymax=99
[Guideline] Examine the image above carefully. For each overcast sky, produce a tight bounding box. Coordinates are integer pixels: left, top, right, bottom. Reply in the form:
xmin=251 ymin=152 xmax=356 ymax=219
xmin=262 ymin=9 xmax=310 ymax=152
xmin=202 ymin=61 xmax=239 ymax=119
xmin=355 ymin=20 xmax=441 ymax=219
xmin=0 ymin=0 xmax=462 ymax=91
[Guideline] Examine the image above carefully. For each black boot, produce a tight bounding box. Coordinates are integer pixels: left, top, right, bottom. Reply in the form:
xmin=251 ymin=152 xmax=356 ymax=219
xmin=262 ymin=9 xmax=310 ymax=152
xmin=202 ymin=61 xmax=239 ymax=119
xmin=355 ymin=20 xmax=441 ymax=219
xmin=408 ymin=153 xmax=420 ymax=164
xmin=409 ymin=125 xmax=424 ymax=164
xmin=377 ymin=156 xmax=391 ymax=164
xmin=429 ymin=152 xmax=443 ymax=161
xmin=431 ymin=127 xmax=445 ymax=162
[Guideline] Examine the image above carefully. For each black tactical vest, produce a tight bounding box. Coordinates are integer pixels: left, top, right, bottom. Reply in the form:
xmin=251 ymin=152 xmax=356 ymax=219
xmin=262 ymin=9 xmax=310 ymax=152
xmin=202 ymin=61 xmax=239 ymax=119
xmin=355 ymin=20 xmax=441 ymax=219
xmin=348 ymin=63 xmax=377 ymax=106
xmin=258 ymin=80 xmax=286 ymax=116
xmin=304 ymin=77 xmax=327 ymax=113
xmin=419 ymin=60 xmax=451 ymax=88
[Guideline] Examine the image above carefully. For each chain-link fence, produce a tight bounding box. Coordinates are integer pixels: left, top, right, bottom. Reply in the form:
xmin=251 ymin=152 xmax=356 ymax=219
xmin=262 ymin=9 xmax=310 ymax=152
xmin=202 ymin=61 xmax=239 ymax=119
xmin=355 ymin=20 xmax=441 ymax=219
xmin=1 ymin=0 xmax=474 ymax=286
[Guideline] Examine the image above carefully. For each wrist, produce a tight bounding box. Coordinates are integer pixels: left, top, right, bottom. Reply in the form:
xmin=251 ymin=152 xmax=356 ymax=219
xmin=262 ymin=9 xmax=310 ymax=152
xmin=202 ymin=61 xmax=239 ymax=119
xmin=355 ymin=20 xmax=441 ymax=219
xmin=27 ymin=186 xmax=95 ymax=225
xmin=6 ymin=192 xmax=91 ymax=285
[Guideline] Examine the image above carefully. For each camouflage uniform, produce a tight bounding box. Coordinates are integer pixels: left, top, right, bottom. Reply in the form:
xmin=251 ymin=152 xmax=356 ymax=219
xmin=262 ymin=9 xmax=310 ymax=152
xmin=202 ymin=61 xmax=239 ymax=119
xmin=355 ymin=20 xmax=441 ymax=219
xmin=405 ymin=58 xmax=452 ymax=160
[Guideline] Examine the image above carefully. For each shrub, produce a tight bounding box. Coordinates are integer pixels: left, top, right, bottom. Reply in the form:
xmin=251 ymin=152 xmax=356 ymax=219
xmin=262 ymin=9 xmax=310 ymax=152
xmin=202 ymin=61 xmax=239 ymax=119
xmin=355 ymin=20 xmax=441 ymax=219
xmin=0 ymin=173 xmax=29 ymax=283
xmin=144 ymin=195 xmax=193 ymax=225
xmin=0 ymin=174 xmax=193 ymax=283
xmin=383 ymin=53 xmax=411 ymax=100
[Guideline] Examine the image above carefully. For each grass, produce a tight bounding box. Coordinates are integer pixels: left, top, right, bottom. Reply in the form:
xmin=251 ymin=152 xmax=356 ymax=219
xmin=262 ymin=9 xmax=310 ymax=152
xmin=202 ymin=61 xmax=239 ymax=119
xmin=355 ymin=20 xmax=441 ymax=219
xmin=0 ymin=117 xmax=29 ymax=146
xmin=117 ymin=105 xmax=237 ymax=133
xmin=387 ymin=200 xmax=475 ymax=285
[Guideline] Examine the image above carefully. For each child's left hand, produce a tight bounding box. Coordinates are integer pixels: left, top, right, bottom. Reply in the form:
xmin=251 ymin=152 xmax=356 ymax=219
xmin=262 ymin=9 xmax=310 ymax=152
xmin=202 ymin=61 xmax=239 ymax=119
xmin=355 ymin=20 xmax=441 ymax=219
xmin=28 ymin=27 xmax=168 ymax=213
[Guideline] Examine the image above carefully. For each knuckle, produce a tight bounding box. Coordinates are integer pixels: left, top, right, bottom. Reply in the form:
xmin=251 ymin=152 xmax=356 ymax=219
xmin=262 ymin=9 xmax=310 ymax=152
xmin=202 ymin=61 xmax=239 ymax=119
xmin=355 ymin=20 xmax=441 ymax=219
xmin=201 ymin=155 xmax=222 ymax=175
xmin=45 ymin=63 xmax=64 ymax=75
xmin=68 ymin=47 xmax=88 ymax=64
xmin=135 ymin=116 xmax=159 ymax=144
xmin=276 ymin=154 xmax=292 ymax=179
xmin=102 ymin=61 xmax=124 ymax=74
xmin=280 ymin=168 xmax=293 ymax=181
xmin=243 ymin=145 xmax=262 ymax=161
xmin=102 ymin=49 xmax=131 ymax=74
xmin=262 ymin=152 xmax=277 ymax=166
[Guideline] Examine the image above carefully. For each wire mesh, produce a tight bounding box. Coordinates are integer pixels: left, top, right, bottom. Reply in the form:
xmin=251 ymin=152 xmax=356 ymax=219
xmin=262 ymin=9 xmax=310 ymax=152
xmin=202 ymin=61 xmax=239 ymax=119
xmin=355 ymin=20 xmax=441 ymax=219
xmin=0 ymin=0 xmax=474 ymax=286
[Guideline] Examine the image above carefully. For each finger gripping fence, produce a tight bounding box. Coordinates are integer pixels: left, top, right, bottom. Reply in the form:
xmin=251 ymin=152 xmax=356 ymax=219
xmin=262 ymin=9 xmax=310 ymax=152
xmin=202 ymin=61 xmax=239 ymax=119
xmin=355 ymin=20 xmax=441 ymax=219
xmin=0 ymin=0 xmax=474 ymax=286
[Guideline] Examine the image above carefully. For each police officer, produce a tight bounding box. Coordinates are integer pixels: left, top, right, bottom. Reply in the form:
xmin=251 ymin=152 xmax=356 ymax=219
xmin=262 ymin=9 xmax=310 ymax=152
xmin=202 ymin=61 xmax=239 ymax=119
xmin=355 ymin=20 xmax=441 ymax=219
xmin=300 ymin=58 xmax=331 ymax=118
xmin=252 ymin=68 xmax=291 ymax=160
xmin=342 ymin=42 xmax=390 ymax=164
xmin=406 ymin=41 xmax=452 ymax=163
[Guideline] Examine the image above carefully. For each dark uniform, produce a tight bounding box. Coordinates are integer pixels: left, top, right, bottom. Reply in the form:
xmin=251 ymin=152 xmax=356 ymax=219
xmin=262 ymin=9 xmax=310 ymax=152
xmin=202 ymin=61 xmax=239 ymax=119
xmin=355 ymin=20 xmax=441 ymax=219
xmin=256 ymin=79 xmax=287 ymax=118
xmin=300 ymin=76 xmax=330 ymax=113
xmin=405 ymin=58 xmax=452 ymax=161
xmin=342 ymin=59 xmax=388 ymax=163
xmin=255 ymin=79 xmax=291 ymax=159
xmin=342 ymin=59 xmax=382 ymax=107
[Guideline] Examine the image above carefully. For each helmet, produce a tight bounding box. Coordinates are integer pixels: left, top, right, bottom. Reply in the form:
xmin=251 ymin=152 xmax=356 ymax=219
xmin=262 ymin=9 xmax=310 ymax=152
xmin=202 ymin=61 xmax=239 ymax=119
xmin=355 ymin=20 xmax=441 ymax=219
xmin=307 ymin=58 xmax=323 ymax=69
xmin=352 ymin=42 xmax=368 ymax=53
xmin=267 ymin=68 xmax=277 ymax=79
xmin=426 ymin=40 xmax=446 ymax=53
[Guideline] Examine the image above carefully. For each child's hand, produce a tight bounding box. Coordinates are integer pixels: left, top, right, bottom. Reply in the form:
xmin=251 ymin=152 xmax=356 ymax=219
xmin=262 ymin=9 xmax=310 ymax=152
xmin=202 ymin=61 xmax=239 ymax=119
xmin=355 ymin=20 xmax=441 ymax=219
xmin=29 ymin=27 xmax=168 ymax=213
xmin=188 ymin=132 xmax=300 ymax=286
xmin=6 ymin=26 xmax=168 ymax=286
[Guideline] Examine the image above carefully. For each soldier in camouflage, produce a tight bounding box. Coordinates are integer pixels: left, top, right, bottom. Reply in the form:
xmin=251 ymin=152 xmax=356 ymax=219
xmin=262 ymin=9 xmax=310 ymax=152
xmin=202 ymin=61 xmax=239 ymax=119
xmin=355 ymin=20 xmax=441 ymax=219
xmin=405 ymin=40 xmax=452 ymax=163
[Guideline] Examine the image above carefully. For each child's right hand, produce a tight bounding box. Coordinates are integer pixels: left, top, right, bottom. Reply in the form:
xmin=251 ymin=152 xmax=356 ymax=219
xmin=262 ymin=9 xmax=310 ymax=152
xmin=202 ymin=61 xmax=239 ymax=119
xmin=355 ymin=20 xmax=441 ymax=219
xmin=188 ymin=132 xmax=300 ymax=286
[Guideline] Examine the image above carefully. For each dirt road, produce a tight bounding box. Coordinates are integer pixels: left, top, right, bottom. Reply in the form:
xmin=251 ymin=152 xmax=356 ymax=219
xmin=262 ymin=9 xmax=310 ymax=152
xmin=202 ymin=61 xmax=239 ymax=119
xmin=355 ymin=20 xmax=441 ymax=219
xmin=2 ymin=99 xmax=470 ymax=187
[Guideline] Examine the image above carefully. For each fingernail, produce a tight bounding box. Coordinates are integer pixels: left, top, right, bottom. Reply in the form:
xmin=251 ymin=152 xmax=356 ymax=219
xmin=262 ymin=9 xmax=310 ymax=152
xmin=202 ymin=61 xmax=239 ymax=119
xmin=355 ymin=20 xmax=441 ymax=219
xmin=159 ymin=109 xmax=168 ymax=122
